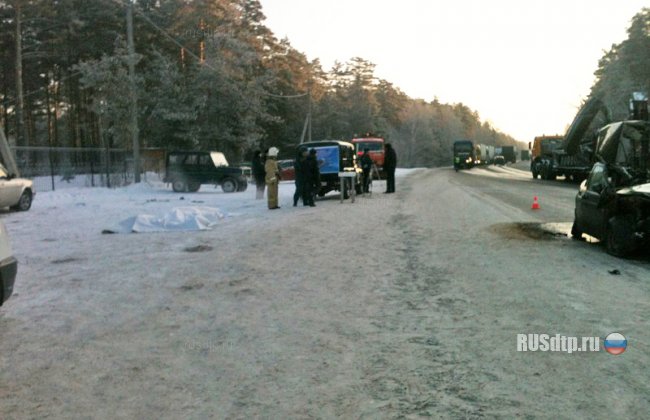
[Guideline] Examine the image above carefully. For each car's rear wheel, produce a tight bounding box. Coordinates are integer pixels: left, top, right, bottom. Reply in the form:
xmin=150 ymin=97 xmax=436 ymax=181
xmin=172 ymin=179 xmax=187 ymax=192
xmin=11 ymin=190 xmax=32 ymax=211
xmin=221 ymin=178 xmax=237 ymax=193
xmin=605 ymin=216 xmax=637 ymax=257
xmin=187 ymin=181 xmax=201 ymax=192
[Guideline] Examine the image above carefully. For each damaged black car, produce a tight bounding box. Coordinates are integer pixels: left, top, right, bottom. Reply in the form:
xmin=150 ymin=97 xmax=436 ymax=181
xmin=572 ymin=120 xmax=650 ymax=256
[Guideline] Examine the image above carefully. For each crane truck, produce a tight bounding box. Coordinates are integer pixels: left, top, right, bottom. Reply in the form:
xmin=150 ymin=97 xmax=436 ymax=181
xmin=530 ymin=98 xmax=610 ymax=181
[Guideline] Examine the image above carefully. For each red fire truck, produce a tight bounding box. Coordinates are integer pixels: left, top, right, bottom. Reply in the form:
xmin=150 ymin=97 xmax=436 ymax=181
xmin=351 ymin=136 xmax=385 ymax=179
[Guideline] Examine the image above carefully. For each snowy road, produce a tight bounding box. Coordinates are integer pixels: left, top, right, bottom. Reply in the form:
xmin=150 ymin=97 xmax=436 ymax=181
xmin=1 ymin=166 xmax=650 ymax=418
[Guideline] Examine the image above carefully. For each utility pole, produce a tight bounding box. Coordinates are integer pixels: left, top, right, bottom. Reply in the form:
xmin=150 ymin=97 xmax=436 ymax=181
xmin=199 ymin=19 xmax=206 ymax=64
xmin=308 ymin=84 xmax=312 ymax=142
xmin=299 ymin=113 xmax=308 ymax=144
xmin=126 ymin=0 xmax=141 ymax=183
xmin=14 ymin=0 xmax=27 ymax=147
xmin=43 ymin=73 xmax=55 ymax=191
xmin=300 ymin=82 xmax=313 ymax=144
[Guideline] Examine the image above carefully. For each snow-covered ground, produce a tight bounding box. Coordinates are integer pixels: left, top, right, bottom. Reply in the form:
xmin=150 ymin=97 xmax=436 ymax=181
xmin=6 ymin=166 xmax=644 ymax=418
xmin=0 ymin=168 xmax=423 ymax=418
xmin=9 ymin=168 xmax=420 ymax=235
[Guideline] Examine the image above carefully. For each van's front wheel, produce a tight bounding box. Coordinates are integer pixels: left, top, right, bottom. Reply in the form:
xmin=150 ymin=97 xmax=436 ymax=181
xmin=172 ymin=179 xmax=187 ymax=192
xmin=221 ymin=178 xmax=238 ymax=193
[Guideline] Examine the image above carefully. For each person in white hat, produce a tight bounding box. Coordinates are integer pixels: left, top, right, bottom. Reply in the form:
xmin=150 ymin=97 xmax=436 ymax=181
xmin=265 ymin=147 xmax=281 ymax=209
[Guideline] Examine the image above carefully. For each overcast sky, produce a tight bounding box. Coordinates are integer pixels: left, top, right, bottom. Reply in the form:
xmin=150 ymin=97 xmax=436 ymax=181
xmin=260 ymin=0 xmax=648 ymax=141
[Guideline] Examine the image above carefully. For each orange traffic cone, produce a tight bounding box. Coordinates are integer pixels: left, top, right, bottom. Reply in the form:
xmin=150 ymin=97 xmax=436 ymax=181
xmin=531 ymin=196 xmax=540 ymax=210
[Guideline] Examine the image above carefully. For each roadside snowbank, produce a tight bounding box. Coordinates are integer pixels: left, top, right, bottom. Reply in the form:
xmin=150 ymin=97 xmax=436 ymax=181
xmin=19 ymin=168 xmax=424 ymax=235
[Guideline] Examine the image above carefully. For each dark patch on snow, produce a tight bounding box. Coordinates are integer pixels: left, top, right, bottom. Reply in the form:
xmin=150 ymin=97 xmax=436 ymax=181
xmin=407 ymin=336 xmax=440 ymax=346
xmin=227 ymin=278 xmax=248 ymax=287
xmin=234 ymin=288 xmax=254 ymax=297
xmin=179 ymin=281 xmax=204 ymax=291
xmin=184 ymin=244 xmax=213 ymax=253
xmin=51 ymin=257 xmax=80 ymax=264
xmin=489 ymin=222 xmax=570 ymax=241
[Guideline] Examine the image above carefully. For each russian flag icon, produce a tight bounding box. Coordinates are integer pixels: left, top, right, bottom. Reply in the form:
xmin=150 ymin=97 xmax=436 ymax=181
xmin=604 ymin=332 xmax=627 ymax=355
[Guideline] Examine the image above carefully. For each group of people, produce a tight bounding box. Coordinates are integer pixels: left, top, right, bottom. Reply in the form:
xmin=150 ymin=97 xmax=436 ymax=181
xmin=359 ymin=143 xmax=397 ymax=194
xmin=251 ymin=142 xmax=397 ymax=210
xmin=251 ymin=147 xmax=321 ymax=209
xmin=293 ymin=147 xmax=321 ymax=207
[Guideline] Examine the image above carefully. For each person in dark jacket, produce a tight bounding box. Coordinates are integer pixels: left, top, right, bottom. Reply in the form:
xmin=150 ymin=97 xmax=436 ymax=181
xmin=384 ymin=143 xmax=397 ymax=193
xmin=251 ymin=150 xmax=266 ymax=199
xmin=360 ymin=148 xmax=373 ymax=193
xmin=302 ymin=149 xmax=320 ymax=207
xmin=293 ymin=147 xmax=308 ymax=206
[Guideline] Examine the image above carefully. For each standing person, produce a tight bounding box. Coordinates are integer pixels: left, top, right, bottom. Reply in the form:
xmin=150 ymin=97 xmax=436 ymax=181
xmin=360 ymin=147 xmax=373 ymax=193
xmin=293 ymin=147 xmax=308 ymax=207
xmin=265 ymin=147 xmax=281 ymax=209
xmin=302 ymin=148 xmax=320 ymax=207
xmin=251 ymin=150 xmax=266 ymax=199
xmin=384 ymin=143 xmax=397 ymax=193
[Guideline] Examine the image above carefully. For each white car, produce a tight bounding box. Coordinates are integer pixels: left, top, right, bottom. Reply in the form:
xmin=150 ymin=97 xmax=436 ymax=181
xmin=0 ymin=221 xmax=17 ymax=306
xmin=0 ymin=163 xmax=33 ymax=211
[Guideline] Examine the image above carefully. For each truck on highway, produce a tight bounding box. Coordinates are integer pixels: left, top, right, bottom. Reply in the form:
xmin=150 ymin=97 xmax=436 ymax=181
xmin=474 ymin=144 xmax=494 ymax=165
xmin=500 ymin=146 xmax=517 ymax=163
xmin=530 ymin=98 xmax=610 ymax=181
xmin=453 ymin=140 xmax=475 ymax=171
xmin=530 ymin=135 xmax=563 ymax=179
xmin=520 ymin=150 xmax=530 ymax=161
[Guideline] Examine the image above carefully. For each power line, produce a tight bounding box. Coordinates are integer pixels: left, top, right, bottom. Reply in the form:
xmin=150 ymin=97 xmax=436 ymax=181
xmin=3 ymin=70 xmax=83 ymax=107
xmin=110 ymin=0 xmax=307 ymax=99
xmin=111 ymin=0 xmax=211 ymax=70
xmin=264 ymin=92 xmax=308 ymax=98
xmin=3 ymin=1 xmax=308 ymax=108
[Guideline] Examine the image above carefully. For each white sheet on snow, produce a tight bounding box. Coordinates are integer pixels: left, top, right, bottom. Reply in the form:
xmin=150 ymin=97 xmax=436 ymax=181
xmin=118 ymin=206 xmax=227 ymax=233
